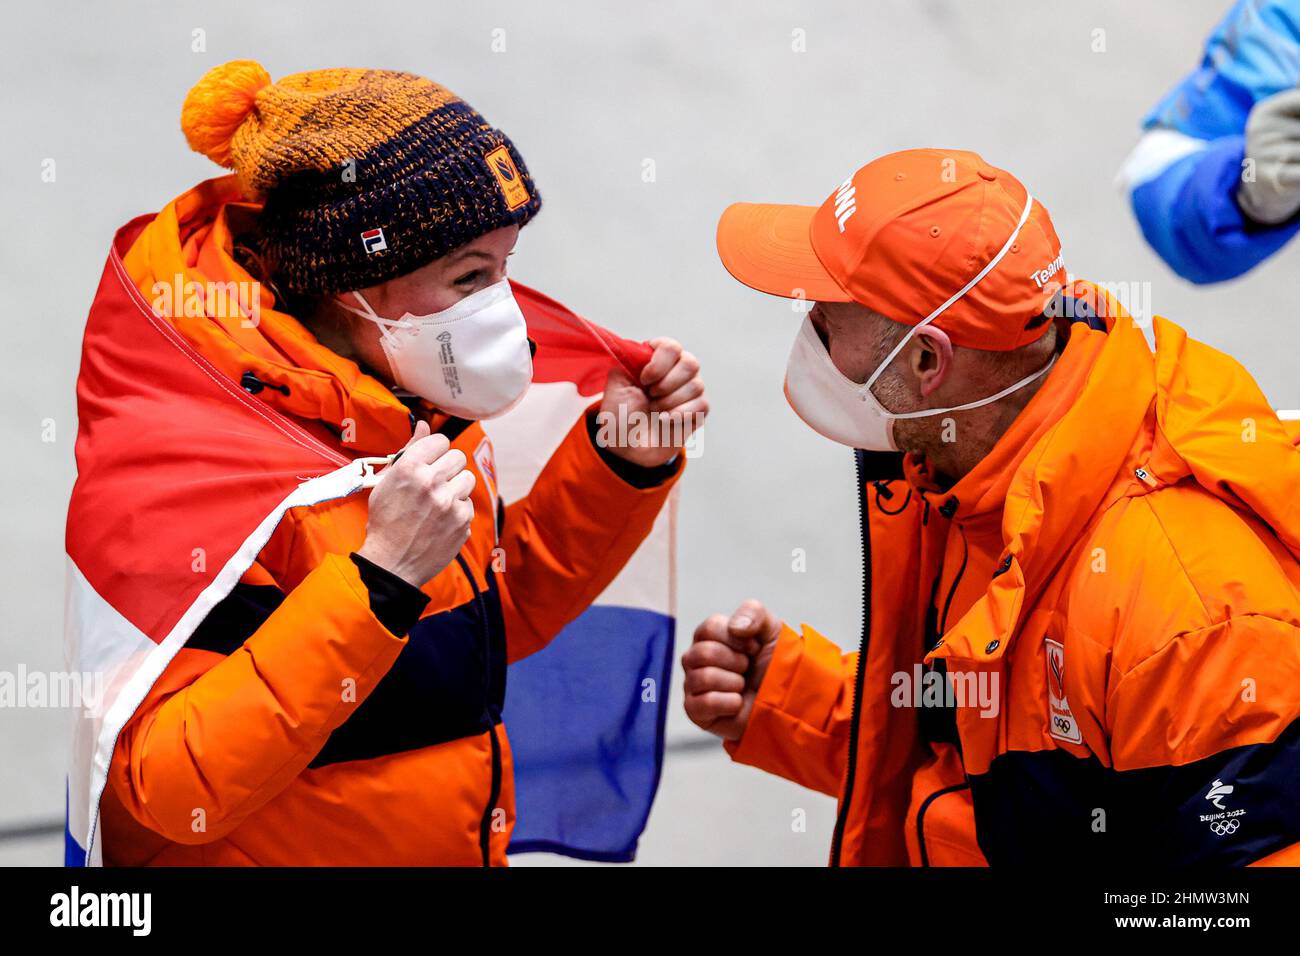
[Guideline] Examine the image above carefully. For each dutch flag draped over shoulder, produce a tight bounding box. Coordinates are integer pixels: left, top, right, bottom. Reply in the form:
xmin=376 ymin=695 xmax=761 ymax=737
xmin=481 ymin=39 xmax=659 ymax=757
xmin=64 ymin=218 xmax=676 ymax=866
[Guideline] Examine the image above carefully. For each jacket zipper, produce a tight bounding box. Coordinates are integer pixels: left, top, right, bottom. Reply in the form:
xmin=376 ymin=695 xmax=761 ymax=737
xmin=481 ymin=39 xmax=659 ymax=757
xmin=479 ymin=726 xmax=503 ymax=867
xmin=915 ymin=512 xmax=974 ymax=865
xmin=938 ymin=524 xmax=968 ymax=641
xmin=829 ymin=450 xmax=873 ymax=866
xmin=455 ymin=554 xmax=503 ymax=868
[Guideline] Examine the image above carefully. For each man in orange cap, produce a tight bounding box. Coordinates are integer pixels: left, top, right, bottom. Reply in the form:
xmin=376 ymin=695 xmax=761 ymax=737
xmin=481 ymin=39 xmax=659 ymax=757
xmin=685 ymin=148 xmax=1300 ymax=866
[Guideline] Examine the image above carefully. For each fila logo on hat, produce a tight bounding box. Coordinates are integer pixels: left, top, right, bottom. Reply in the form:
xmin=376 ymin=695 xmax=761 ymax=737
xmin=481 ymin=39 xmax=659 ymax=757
xmin=361 ymin=228 xmax=388 ymax=255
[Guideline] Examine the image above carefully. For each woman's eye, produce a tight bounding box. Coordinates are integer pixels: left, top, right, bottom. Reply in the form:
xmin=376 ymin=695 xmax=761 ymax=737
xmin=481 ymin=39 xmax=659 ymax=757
xmin=453 ymin=270 xmax=483 ymax=287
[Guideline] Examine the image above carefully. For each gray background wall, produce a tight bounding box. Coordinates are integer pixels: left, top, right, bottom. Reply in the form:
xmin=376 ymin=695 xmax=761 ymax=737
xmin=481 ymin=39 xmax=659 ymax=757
xmin=2 ymin=0 xmax=1291 ymax=866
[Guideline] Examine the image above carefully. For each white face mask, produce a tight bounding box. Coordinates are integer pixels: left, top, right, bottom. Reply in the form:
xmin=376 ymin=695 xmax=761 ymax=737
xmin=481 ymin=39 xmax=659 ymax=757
xmin=338 ymin=278 xmax=533 ymax=420
xmin=783 ymin=315 xmax=1056 ymax=451
xmin=782 ymin=191 xmax=1057 ymax=452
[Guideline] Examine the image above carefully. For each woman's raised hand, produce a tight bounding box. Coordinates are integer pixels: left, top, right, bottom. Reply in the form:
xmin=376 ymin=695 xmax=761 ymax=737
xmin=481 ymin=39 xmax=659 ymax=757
xmin=357 ymin=421 xmax=476 ymax=587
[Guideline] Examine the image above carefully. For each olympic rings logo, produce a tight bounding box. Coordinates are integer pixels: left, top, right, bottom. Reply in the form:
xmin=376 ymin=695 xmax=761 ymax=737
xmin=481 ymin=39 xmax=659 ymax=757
xmin=1210 ymin=819 xmax=1240 ymax=836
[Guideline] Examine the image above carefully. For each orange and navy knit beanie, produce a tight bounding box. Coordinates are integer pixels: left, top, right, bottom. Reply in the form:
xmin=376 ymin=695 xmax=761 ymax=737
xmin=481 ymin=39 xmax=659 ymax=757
xmin=180 ymin=60 xmax=542 ymax=295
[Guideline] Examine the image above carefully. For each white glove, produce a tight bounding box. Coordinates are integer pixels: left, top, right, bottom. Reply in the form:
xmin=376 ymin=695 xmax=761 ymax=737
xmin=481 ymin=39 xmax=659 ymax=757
xmin=1238 ymin=87 xmax=1300 ymax=226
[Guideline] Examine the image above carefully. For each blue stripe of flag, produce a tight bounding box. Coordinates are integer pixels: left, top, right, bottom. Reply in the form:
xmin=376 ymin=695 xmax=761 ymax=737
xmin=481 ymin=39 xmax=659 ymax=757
xmin=505 ymin=604 xmax=674 ymax=862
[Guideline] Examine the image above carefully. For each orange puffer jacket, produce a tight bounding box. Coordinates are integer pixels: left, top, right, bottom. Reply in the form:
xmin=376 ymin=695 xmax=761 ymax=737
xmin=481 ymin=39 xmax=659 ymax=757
xmin=728 ymin=286 xmax=1300 ymax=867
xmin=98 ymin=177 xmax=681 ymax=866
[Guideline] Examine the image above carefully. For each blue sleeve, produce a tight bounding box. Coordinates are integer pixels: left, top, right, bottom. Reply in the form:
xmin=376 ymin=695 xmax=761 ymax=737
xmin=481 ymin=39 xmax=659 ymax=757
xmin=1132 ymin=134 xmax=1300 ymax=283
xmin=1128 ymin=0 xmax=1300 ymax=283
xmin=1143 ymin=0 xmax=1300 ymax=139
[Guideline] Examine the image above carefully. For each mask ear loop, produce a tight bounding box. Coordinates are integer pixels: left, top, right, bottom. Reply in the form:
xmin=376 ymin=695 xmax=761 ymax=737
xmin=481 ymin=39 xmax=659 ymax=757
xmin=862 ymin=192 xmax=1038 ymax=396
xmin=336 ymin=291 xmax=413 ymax=346
xmin=886 ymin=352 xmax=1057 ymax=420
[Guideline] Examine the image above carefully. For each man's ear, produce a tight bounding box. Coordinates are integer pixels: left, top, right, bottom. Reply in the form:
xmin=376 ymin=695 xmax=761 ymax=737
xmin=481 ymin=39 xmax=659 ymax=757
xmin=909 ymin=325 xmax=954 ymax=399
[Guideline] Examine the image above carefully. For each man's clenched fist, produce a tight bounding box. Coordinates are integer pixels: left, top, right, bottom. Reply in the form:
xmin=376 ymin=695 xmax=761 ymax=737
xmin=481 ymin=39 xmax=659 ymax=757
xmin=682 ymin=600 xmax=782 ymax=741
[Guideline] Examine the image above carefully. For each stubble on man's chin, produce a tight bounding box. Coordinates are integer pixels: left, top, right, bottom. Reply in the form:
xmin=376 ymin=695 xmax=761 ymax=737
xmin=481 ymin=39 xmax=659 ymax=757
xmin=894 ymin=422 xmax=961 ymax=491
xmin=891 ymin=419 xmax=929 ymax=461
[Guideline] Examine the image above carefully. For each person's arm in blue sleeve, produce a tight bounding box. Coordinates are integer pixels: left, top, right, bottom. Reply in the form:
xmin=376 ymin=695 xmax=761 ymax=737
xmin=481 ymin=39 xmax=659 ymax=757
xmin=1129 ymin=134 xmax=1300 ymax=284
xmin=1119 ymin=0 xmax=1300 ymax=284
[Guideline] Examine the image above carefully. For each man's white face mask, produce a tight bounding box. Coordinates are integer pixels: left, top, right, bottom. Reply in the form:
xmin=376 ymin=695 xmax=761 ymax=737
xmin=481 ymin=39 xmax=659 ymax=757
xmin=783 ymin=314 xmax=1056 ymax=451
xmin=338 ymin=278 xmax=533 ymax=420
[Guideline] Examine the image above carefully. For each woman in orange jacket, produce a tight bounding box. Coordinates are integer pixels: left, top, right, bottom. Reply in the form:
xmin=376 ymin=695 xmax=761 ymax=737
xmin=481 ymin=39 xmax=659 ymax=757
xmin=95 ymin=61 xmax=707 ymax=865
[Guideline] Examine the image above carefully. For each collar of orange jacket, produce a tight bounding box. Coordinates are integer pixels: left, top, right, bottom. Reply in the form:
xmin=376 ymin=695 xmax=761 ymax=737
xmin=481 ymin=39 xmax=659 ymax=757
xmin=912 ymin=322 xmax=1105 ymax=528
xmin=120 ymin=175 xmax=419 ymax=455
xmin=926 ymin=300 xmax=1300 ymax=667
xmin=903 ymin=281 xmax=1125 ymax=524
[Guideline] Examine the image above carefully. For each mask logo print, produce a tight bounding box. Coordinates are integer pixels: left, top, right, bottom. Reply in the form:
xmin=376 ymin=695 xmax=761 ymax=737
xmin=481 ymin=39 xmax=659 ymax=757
xmin=361 ymin=228 xmax=388 ymax=255
xmin=436 ymin=330 xmax=462 ymax=400
xmin=1045 ymin=638 xmax=1082 ymax=744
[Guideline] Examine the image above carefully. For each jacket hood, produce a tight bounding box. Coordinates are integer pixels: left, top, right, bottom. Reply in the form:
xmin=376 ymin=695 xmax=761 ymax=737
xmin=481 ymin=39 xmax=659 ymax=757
xmin=1147 ymin=319 xmax=1300 ymax=561
xmin=119 ymin=175 xmax=415 ymax=454
xmin=930 ymin=297 xmax=1300 ymax=666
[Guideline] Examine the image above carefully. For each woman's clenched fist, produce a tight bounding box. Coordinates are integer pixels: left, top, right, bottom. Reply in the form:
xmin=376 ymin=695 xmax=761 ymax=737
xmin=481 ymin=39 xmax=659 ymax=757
xmin=357 ymin=420 xmax=476 ymax=587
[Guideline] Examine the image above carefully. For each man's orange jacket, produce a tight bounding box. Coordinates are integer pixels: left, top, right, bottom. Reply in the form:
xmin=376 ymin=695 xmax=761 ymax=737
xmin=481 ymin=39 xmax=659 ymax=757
xmin=97 ymin=177 xmax=681 ymax=865
xmin=728 ymin=286 xmax=1300 ymax=866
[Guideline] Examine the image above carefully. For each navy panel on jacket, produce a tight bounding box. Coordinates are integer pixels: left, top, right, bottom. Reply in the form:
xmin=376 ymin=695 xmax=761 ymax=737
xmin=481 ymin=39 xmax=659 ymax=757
xmin=309 ymin=568 xmax=507 ymax=768
xmin=969 ymin=717 xmax=1300 ymax=866
xmin=184 ymin=569 xmax=508 ymax=768
xmin=186 ymin=584 xmax=286 ymax=656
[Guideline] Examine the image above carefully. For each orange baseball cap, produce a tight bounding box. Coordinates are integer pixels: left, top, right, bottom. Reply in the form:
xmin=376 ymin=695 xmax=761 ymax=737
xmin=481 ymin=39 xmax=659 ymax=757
xmin=715 ymin=148 xmax=1065 ymax=350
